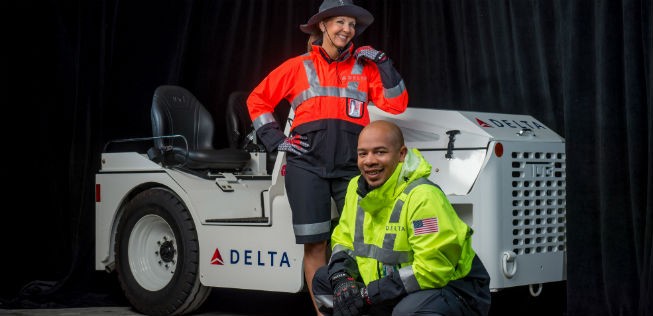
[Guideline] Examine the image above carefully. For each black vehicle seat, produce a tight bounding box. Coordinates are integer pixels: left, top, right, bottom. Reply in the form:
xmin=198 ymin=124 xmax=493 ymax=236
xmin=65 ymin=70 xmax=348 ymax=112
xmin=149 ymin=85 xmax=250 ymax=170
xmin=225 ymin=91 xmax=258 ymax=151
xmin=225 ymin=90 xmax=290 ymax=173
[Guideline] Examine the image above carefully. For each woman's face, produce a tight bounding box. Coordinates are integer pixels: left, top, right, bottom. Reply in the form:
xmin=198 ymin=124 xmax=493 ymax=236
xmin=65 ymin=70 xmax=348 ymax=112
xmin=320 ymin=16 xmax=356 ymax=49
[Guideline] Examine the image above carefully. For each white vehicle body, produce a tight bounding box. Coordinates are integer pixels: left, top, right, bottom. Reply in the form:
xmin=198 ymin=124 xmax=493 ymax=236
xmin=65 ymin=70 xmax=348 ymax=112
xmin=95 ymin=105 xmax=566 ymax=315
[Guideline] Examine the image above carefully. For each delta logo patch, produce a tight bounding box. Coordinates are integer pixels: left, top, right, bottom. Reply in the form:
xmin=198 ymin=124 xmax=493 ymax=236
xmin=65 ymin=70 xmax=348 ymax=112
xmin=476 ymin=118 xmax=492 ymax=127
xmin=210 ymin=247 xmax=291 ymax=267
xmin=211 ymin=249 xmax=224 ymax=265
xmin=475 ymin=117 xmax=548 ymax=130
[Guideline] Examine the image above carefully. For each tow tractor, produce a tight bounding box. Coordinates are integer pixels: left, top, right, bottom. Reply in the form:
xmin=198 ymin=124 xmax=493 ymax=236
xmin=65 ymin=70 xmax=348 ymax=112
xmin=95 ymin=85 xmax=567 ymax=315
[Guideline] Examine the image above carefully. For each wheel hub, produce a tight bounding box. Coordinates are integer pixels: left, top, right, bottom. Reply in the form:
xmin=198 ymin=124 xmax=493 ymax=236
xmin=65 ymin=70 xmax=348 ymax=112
xmin=159 ymin=239 xmax=176 ymax=262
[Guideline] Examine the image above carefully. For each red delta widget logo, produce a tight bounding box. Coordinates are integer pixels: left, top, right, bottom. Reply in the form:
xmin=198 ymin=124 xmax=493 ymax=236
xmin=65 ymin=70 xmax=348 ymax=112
xmin=211 ymin=248 xmax=291 ymax=267
xmin=475 ymin=117 xmax=547 ymax=130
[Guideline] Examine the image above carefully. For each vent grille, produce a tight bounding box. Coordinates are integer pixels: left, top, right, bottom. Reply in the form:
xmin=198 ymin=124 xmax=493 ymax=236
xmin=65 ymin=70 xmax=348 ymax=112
xmin=510 ymin=151 xmax=566 ymax=255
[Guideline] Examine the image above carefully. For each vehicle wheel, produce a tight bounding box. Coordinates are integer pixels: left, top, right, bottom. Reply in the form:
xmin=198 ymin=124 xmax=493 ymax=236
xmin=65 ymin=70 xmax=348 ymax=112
xmin=115 ymin=188 xmax=211 ymax=316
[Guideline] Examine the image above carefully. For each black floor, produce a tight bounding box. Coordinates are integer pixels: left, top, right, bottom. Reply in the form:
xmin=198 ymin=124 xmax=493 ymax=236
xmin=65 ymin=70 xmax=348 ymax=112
xmin=1 ymin=271 xmax=566 ymax=316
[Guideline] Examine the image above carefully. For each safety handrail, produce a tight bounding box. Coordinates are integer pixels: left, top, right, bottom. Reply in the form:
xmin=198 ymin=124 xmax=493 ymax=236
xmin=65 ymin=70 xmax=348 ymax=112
xmin=101 ymin=134 xmax=190 ymax=167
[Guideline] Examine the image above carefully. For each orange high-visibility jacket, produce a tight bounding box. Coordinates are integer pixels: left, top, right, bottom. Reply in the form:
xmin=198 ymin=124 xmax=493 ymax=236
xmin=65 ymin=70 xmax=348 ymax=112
xmin=247 ymin=43 xmax=408 ymax=177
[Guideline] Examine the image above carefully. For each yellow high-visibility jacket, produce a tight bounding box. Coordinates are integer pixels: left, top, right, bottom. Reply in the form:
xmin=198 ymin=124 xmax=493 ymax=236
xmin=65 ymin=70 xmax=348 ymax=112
xmin=330 ymin=149 xmax=477 ymax=302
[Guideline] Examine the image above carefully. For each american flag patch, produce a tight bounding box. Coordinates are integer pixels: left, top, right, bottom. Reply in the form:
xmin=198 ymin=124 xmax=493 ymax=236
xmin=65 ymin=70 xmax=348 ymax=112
xmin=413 ymin=217 xmax=439 ymax=235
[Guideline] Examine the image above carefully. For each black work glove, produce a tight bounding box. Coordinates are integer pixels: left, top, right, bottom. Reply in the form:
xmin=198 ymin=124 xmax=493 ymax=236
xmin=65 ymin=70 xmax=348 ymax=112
xmin=277 ymin=134 xmax=309 ymax=156
xmin=328 ymin=251 xmax=360 ymax=280
xmin=354 ymin=45 xmax=388 ymax=64
xmin=342 ymin=255 xmax=361 ymax=280
xmin=331 ymin=272 xmax=371 ymax=316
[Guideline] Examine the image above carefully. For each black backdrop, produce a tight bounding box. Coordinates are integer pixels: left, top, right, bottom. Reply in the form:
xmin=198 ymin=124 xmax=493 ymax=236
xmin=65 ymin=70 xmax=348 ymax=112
xmin=3 ymin=0 xmax=651 ymax=315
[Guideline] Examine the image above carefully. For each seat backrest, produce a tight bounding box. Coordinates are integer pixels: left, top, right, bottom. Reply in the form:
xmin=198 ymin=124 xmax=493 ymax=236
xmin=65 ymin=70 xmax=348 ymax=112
xmin=225 ymin=91 xmax=253 ymax=149
xmin=225 ymin=90 xmax=291 ymax=173
xmin=149 ymin=85 xmax=251 ymax=171
xmin=151 ymin=85 xmax=215 ymax=152
xmin=225 ymin=90 xmax=291 ymax=150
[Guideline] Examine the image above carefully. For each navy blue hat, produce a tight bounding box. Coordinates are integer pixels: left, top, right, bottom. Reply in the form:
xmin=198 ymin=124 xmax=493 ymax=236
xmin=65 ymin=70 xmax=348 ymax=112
xmin=300 ymin=0 xmax=374 ymax=35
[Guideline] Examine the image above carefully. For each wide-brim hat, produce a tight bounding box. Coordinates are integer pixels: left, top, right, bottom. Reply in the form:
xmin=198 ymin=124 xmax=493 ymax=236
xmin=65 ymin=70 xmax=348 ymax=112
xmin=300 ymin=0 xmax=374 ymax=36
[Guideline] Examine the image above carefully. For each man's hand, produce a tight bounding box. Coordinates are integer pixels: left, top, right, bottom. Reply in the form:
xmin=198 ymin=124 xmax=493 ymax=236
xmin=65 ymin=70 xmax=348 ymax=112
xmin=277 ymin=134 xmax=309 ymax=156
xmin=331 ymin=273 xmax=371 ymax=316
xmin=354 ymin=45 xmax=388 ymax=64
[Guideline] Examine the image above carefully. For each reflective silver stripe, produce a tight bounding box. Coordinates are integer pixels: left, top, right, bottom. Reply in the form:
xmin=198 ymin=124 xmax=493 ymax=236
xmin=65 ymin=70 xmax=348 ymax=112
xmin=290 ymin=60 xmax=368 ymax=110
xmin=347 ymin=81 xmax=360 ymax=91
xmin=293 ymin=220 xmax=331 ymax=236
xmin=404 ymin=178 xmax=436 ymax=193
xmin=389 ymin=199 xmax=404 ymax=223
xmin=354 ymin=197 xmax=413 ymax=264
xmin=304 ymin=59 xmax=321 ymax=87
xmin=351 ymin=61 xmax=364 ymax=75
xmin=382 ymin=233 xmax=396 ymax=251
xmin=314 ymin=293 xmax=334 ymax=309
xmin=332 ymin=244 xmax=354 ymax=258
xmin=354 ymin=199 xmax=365 ymax=244
xmin=353 ymin=241 xmax=412 ymax=264
xmin=398 ymin=266 xmax=420 ymax=293
xmin=346 ymin=62 xmax=363 ymax=91
xmin=252 ymin=112 xmax=277 ymax=130
xmin=384 ymin=80 xmax=406 ymax=99
xmin=352 ymin=178 xmax=437 ymax=265
xmin=291 ymin=85 xmax=368 ymax=109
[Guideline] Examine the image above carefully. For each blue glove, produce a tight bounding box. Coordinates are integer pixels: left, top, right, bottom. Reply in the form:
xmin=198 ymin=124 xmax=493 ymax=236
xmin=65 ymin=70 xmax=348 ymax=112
xmin=354 ymin=45 xmax=388 ymax=64
xmin=277 ymin=134 xmax=309 ymax=156
xmin=331 ymin=272 xmax=371 ymax=316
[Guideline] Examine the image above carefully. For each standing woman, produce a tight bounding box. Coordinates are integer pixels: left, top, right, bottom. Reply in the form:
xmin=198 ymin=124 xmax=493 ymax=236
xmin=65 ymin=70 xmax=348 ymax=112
xmin=247 ymin=0 xmax=408 ymax=313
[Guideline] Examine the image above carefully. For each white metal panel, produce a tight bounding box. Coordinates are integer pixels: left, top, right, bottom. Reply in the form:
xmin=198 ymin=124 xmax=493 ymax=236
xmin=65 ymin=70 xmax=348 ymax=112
xmin=369 ymin=106 xmax=492 ymax=149
xmin=197 ymin=193 xmax=305 ymax=292
xmin=457 ymin=111 xmax=564 ymax=142
xmin=423 ymin=149 xmax=487 ymax=195
xmin=100 ymin=152 xmax=163 ymax=171
xmin=167 ymin=169 xmax=272 ymax=221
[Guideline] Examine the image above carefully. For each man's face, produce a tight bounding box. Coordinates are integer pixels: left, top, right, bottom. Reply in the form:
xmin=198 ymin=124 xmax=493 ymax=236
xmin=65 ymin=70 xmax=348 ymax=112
xmin=357 ymin=126 xmax=407 ymax=188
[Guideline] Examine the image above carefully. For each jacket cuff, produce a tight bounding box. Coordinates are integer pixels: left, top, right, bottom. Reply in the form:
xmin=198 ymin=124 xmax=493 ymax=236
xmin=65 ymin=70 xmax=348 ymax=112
xmin=255 ymin=121 xmax=285 ymax=152
xmin=327 ymin=251 xmax=355 ymax=280
xmin=365 ymin=274 xmax=408 ymax=304
xmin=376 ymin=59 xmax=403 ymax=89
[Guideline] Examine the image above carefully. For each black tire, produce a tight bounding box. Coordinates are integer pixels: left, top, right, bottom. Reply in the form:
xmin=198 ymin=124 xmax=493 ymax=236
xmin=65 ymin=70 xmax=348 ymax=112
xmin=115 ymin=188 xmax=211 ymax=316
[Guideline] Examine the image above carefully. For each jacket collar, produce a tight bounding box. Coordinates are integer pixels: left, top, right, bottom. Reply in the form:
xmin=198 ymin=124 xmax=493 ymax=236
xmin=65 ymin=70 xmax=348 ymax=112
xmin=312 ymin=40 xmax=354 ymax=63
xmin=356 ymin=149 xmax=432 ymax=205
xmin=356 ymin=149 xmax=432 ymax=215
